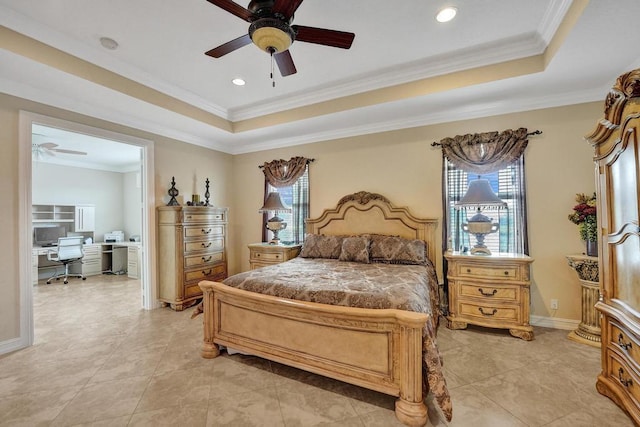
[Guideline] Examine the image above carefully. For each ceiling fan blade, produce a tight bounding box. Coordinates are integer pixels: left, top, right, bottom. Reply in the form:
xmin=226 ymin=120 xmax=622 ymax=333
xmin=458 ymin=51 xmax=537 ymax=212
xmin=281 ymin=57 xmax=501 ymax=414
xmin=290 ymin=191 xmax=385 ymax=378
xmin=205 ymin=34 xmax=252 ymax=58
xmin=205 ymin=0 xmax=253 ymax=22
xmin=292 ymin=25 xmax=355 ymax=49
xmin=272 ymin=0 xmax=304 ymax=20
xmin=40 ymin=142 xmax=59 ymax=149
xmin=274 ymin=50 xmax=297 ymax=76
xmin=50 ymin=148 xmax=87 ymax=155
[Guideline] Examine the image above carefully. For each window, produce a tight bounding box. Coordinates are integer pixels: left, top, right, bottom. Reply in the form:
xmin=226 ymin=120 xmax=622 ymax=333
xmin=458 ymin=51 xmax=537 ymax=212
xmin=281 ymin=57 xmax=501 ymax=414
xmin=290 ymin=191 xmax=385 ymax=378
xmin=264 ymin=166 xmax=309 ymax=244
xmin=445 ymin=156 xmax=528 ymax=254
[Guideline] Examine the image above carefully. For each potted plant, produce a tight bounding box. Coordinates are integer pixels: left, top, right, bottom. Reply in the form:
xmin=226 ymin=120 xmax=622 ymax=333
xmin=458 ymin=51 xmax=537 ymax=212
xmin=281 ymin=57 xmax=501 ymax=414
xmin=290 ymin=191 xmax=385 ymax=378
xmin=568 ymin=193 xmax=598 ymax=257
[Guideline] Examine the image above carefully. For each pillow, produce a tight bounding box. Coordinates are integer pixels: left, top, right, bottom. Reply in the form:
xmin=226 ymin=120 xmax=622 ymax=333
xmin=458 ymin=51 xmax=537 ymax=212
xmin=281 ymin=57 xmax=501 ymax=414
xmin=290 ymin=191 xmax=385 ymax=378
xmin=300 ymin=234 xmax=344 ymax=259
xmin=338 ymin=235 xmax=370 ymax=263
xmin=370 ymin=235 xmax=427 ymax=265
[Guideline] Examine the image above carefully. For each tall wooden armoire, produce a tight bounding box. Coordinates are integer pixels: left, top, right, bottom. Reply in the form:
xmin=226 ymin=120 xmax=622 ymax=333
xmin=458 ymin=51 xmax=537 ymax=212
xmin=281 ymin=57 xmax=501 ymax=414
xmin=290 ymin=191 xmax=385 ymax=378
xmin=585 ymin=69 xmax=640 ymax=423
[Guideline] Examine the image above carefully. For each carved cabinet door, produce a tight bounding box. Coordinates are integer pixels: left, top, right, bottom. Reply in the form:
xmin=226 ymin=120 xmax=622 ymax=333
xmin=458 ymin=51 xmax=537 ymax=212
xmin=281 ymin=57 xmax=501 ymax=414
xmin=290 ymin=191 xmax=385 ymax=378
xmin=598 ymin=105 xmax=640 ymax=315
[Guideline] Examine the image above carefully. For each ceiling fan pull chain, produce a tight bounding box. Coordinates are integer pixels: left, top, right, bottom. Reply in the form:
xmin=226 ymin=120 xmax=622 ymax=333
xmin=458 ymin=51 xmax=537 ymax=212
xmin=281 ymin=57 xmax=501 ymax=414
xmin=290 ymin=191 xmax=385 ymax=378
xmin=270 ymin=48 xmax=276 ymax=88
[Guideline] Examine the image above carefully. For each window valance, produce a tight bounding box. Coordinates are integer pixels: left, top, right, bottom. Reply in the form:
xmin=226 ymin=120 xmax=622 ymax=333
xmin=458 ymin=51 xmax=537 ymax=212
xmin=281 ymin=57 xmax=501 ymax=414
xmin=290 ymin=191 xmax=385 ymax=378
xmin=260 ymin=156 xmax=314 ymax=188
xmin=433 ymin=128 xmax=539 ymax=174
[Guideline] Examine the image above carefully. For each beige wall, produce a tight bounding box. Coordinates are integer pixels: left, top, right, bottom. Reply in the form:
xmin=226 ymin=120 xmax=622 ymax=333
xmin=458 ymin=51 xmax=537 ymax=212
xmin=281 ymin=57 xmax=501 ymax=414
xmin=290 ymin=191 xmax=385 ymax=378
xmin=0 ymin=90 xmax=603 ymax=346
xmin=231 ymin=102 xmax=602 ymax=322
xmin=0 ymin=93 xmax=233 ymax=343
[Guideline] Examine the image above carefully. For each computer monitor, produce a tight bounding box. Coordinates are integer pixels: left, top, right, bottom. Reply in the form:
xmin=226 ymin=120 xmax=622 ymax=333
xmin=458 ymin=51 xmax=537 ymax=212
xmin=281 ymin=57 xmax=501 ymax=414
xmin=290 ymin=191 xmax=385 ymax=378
xmin=33 ymin=226 xmax=66 ymax=246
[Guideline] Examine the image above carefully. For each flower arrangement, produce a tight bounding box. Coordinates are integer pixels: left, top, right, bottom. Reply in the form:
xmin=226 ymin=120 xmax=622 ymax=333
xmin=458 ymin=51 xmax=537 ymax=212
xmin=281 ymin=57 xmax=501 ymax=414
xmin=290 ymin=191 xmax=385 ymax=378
xmin=568 ymin=193 xmax=597 ymax=242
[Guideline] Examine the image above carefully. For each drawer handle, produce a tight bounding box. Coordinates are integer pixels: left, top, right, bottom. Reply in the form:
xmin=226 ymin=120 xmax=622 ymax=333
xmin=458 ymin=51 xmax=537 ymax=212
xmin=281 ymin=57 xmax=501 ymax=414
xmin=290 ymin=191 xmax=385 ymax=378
xmin=256 ymin=253 xmax=260 ymax=257
xmin=201 ymin=242 xmax=212 ymax=248
xmin=618 ymin=333 xmax=633 ymax=351
xmin=202 ymin=256 xmax=212 ymax=262
xmin=186 ymin=215 xmax=192 ymax=219
xmin=478 ymin=288 xmax=498 ymax=297
xmin=275 ymin=254 xmax=280 ymax=258
xmin=466 ymin=268 xmax=471 ymax=273
xmin=202 ymin=269 xmax=212 ymax=276
xmin=504 ymin=271 xmax=509 ymax=276
xmin=478 ymin=307 xmax=498 ymax=316
xmin=201 ymin=228 xmax=212 ymax=234
xmin=618 ymin=367 xmax=633 ymax=388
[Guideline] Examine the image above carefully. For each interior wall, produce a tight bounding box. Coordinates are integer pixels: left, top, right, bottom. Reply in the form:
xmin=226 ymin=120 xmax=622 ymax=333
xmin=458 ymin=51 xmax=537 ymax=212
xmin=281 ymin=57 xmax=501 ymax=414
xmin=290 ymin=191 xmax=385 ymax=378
xmin=32 ymin=162 xmax=125 ymax=242
xmin=123 ymin=170 xmax=142 ymax=239
xmin=0 ymin=92 xmax=234 ymax=347
xmin=231 ymin=101 xmax=602 ymax=323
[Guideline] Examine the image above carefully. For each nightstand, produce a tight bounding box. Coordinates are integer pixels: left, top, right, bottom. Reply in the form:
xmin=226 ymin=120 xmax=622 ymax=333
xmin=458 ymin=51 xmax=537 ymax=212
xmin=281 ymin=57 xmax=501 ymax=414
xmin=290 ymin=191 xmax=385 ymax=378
xmin=248 ymin=243 xmax=302 ymax=269
xmin=445 ymin=251 xmax=534 ymax=340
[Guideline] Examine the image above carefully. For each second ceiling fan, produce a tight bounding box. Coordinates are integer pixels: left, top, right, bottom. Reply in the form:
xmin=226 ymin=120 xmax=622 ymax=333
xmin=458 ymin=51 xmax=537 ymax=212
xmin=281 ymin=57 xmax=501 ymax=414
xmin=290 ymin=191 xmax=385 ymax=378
xmin=205 ymin=0 xmax=356 ymax=77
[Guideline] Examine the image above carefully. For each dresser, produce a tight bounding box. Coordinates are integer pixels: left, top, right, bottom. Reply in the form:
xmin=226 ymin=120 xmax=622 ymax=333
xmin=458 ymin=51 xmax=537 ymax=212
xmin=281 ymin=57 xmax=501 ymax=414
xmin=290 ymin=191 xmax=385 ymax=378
xmin=586 ymin=69 xmax=640 ymax=423
xmin=248 ymin=243 xmax=302 ymax=269
xmin=157 ymin=206 xmax=228 ymax=311
xmin=445 ymin=251 xmax=534 ymax=340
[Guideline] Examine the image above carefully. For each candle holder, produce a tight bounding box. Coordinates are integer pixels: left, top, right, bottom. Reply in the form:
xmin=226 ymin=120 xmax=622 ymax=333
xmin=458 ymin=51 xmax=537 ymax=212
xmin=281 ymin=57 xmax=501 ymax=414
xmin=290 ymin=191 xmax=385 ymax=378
xmin=204 ymin=178 xmax=211 ymax=206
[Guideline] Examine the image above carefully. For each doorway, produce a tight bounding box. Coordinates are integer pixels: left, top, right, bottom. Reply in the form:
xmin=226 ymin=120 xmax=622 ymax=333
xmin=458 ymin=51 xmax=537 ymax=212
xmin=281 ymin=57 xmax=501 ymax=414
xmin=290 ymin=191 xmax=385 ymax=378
xmin=18 ymin=111 xmax=157 ymax=348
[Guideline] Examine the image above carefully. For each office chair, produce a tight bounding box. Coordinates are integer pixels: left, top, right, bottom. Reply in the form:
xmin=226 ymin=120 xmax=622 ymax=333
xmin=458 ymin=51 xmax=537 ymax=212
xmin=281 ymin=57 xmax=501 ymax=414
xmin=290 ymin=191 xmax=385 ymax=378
xmin=46 ymin=236 xmax=86 ymax=284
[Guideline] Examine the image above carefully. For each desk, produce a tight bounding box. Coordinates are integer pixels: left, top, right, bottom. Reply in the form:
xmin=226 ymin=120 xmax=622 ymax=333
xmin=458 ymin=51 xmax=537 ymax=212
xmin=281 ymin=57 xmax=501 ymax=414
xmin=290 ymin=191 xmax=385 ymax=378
xmin=33 ymin=242 xmax=141 ymax=284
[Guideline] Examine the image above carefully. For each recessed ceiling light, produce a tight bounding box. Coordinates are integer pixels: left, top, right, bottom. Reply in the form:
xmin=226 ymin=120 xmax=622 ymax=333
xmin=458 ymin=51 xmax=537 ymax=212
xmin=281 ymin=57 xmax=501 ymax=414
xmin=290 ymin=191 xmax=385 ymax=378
xmin=436 ymin=7 xmax=457 ymax=23
xmin=232 ymin=78 xmax=246 ymax=86
xmin=99 ymin=37 xmax=119 ymax=50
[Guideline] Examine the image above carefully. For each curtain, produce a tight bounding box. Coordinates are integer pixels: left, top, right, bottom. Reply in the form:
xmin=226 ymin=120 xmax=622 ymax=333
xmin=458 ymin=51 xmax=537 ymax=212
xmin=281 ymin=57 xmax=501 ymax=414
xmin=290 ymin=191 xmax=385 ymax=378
xmin=262 ymin=156 xmax=310 ymax=187
xmin=439 ymin=127 xmax=529 ymax=174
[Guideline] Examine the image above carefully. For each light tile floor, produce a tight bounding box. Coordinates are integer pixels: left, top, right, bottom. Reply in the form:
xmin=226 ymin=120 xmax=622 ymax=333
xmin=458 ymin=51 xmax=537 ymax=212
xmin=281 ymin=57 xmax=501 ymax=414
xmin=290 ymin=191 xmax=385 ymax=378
xmin=0 ymin=275 xmax=633 ymax=426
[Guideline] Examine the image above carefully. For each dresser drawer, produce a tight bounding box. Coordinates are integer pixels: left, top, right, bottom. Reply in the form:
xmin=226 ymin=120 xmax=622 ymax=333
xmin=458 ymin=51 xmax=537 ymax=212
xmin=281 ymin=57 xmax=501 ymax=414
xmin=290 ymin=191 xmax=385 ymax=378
xmin=183 ymin=211 xmax=226 ymax=224
xmin=609 ymin=321 xmax=640 ymax=369
xmin=185 ymin=251 xmax=224 ymax=268
xmin=458 ymin=301 xmax=520 ymax=323
xmin=607 ymin=351 xmax=640 ymax=404
xmin=184 ymin=237 xmax=225 ymax=253
xmin=459 ymin=282 xmax=520 ymax=303
xmin=184 ymin=225 xmax=225 ymax=238
xmin=184 ymin=263 xmax=227 ymax=282
xmin=82 ymin=258 xmax=102 ymax=275
xmin=455 ymin=263 xmax=519 ymax=280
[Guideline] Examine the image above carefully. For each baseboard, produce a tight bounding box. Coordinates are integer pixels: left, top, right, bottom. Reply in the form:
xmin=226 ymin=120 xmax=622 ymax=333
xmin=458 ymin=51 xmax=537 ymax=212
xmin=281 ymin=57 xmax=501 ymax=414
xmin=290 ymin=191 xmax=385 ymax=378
xmin=0 ymin=337 xmax=28 ymax=356
xmin=530 ymin=315 xmax=580 ymax=330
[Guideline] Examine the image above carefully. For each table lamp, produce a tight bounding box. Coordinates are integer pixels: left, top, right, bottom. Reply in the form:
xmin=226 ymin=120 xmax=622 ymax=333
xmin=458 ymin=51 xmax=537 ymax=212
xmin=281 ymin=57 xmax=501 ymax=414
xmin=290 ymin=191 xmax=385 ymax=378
xmin=456 ymin=178 xmax=507 ymax=255
xmin=259 ymin=191 xmax=292 ymax=245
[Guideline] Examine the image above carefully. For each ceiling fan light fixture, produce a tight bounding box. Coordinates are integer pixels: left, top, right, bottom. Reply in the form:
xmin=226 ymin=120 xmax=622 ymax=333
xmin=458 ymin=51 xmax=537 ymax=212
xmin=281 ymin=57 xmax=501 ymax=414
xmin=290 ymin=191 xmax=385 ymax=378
xmin=99 ymin=36 xmax=119 ymax=50
xmin=249 ymin=18 xmax=294 ymax=53
xmin=232 ymin=77 xmax=246 ymax=86
xmin=436 ymin=7 xmax=457 ymax=23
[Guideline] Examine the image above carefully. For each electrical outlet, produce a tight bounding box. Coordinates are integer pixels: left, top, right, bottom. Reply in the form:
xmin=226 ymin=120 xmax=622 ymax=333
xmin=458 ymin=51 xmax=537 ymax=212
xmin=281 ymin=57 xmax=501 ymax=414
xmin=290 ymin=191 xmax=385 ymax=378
xmin=550 ymin=299 xmax=559 ymax=310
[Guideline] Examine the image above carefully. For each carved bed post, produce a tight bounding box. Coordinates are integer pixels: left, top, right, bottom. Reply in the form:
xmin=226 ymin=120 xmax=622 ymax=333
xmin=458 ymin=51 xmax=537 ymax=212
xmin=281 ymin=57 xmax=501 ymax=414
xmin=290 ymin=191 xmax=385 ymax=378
xmin=199 ymin=282 xmax=220 ymax=358
xmin=394 ymin=324 xmax=428 ymax=426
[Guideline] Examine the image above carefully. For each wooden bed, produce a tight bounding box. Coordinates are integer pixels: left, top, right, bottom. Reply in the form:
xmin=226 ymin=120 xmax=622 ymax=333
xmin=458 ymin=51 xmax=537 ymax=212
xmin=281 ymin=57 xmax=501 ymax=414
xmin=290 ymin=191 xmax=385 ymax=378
xmin=199 ymin=191 xmax=443 ymax=426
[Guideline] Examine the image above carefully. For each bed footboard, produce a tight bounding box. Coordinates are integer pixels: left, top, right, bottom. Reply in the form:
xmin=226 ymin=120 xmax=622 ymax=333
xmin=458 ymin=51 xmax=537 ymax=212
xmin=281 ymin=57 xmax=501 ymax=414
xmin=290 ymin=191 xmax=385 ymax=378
xmin=199 ymin=280 xmax=428 ymax=426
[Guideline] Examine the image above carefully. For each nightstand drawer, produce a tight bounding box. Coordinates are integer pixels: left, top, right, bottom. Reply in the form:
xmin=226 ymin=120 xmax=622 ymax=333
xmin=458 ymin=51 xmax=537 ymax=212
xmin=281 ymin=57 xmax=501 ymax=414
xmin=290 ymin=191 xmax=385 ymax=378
xmin=251 ymin=251 xmax=284 ymax=262
xmin=459 ymin=282 xmax=520 ymax=302
xmin=455 ymin=263 xmax=519 ymax=280
xmin=459 ymin=302 xmax=520 ymax=322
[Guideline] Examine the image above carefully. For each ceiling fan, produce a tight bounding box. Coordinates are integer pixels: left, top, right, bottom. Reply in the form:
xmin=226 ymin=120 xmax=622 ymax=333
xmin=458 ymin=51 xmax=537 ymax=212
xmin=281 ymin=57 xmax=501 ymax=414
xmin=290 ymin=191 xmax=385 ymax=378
xmin=205 ymin=0 xmax=356 ymax=77
xmin=32 ymin=142 xmax=87 ymax=157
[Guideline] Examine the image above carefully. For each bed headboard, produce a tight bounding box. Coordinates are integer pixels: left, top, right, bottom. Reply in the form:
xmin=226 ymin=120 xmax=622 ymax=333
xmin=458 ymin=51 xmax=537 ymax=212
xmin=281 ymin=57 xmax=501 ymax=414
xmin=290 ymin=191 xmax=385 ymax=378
xmin=305 ymin=191 xmax=439 ymax=266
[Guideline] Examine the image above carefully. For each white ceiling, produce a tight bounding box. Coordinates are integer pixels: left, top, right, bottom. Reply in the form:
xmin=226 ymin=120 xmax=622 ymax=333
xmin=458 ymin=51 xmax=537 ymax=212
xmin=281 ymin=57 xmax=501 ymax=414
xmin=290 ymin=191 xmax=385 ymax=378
xmin=2 ymin=0 xmax=640 ymax=159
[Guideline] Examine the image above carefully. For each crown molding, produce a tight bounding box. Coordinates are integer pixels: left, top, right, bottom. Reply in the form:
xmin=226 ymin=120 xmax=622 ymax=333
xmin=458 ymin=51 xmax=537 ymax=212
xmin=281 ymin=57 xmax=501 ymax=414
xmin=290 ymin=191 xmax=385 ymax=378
xmin=0 ymin=5 xmax=229 ymax=119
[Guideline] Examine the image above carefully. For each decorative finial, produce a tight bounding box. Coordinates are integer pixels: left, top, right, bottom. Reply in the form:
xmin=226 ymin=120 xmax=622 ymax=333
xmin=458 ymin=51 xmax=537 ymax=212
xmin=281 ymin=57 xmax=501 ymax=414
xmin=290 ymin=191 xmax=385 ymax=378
xmin=167 ymin=176 xmax=179 ymax=206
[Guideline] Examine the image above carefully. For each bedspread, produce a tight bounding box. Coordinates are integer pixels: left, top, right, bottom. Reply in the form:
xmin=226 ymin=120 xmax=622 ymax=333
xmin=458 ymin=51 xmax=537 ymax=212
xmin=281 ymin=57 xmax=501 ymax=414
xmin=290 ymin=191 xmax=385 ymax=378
xmin=222 ymin=257 xmax=452 ymax=421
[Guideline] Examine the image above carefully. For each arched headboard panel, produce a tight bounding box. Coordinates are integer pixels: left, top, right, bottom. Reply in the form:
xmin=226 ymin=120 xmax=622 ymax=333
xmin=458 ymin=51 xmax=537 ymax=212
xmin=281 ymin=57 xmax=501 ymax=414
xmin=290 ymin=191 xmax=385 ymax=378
xmin=305 ymin=191 xmax=439 ymax=266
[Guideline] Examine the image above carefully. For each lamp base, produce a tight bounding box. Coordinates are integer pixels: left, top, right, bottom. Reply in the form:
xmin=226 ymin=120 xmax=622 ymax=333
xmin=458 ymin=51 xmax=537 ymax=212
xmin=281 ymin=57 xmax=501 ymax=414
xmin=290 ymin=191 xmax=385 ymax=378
xmin=266 ymin=218 xmax=287 ymax=245
xmin=470 ymin=245 xmax=492 ymax=255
